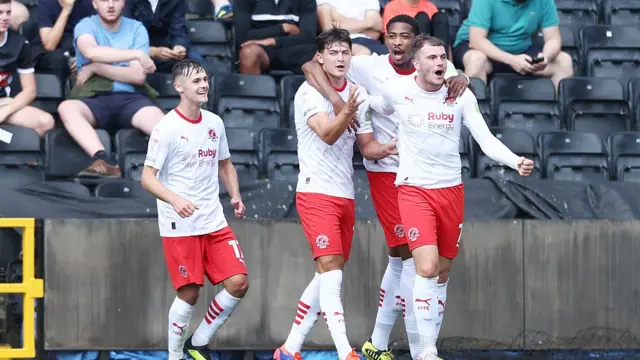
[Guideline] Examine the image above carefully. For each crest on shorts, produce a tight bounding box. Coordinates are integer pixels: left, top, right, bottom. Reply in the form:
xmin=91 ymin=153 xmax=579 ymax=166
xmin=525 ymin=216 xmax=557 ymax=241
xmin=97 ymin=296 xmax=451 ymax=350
xmin=316 ymin=234 xmax=329 ymax=249
xmin=394 ymin=224 xmax=405 ymax=238
xmin=444 ymin=96 xmax=457 ymax=107
xmin=178 ymin=265 xmax=188 ymax=278
xmin=208 ymin=128 xmax=218 ymax=141
xmin=407 ymin=227 xmax=420 ymax=242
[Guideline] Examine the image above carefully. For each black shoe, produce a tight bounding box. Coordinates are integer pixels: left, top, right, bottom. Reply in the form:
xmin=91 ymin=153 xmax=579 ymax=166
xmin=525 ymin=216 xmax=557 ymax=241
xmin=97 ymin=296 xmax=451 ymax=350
xmin=184 ymin=335 xmax=212 ymax=360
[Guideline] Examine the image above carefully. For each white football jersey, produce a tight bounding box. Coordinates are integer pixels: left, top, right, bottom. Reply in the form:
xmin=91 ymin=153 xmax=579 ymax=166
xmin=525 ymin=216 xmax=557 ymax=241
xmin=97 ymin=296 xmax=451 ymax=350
xmin=382 ymin=76 xmax=520 ymax=189
xmin=294 ymin=80 xmax=373 ymax=199
xmin=346 ymin=54 xmax=459 ymax=173
xmin=145 ymin=109 xmax=230 ymax=237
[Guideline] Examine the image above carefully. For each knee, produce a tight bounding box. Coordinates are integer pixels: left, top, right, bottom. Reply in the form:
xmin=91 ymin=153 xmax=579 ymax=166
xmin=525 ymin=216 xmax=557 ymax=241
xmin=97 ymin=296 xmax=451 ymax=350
xmin=437 ymin=263 xmax=451 ymax=283
xmin=316 ymin=255 xmax=345 ymax=273
xmin=239 ymin=45 xmax=261 ymax=66
xmin=177 ymin=284 xmax=201 ymax=305
xmin=352 ymin=44 xmax=371 ymax=56
xmin=552 ymin=51 xmax=574 ymax=77
xmin=57 ymin=101 xmax=74 ymax=122
xmin=463 ymin=50 xmax=489 ymax=73
xmin=36 ymin=112 xmax=55 ymax=137
xmin=415 ymin=261 xmax=439 ymax=278
xmin=224 ymin=274 xmax=249 ymax=298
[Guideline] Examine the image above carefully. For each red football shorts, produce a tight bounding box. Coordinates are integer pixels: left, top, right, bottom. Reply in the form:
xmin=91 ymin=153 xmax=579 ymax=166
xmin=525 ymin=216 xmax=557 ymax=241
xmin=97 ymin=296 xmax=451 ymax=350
xmin=397 ymin=184 xmax=464 ymax=259
xmin=296 ymin=192 xmax=356 ymax=261
xmin=367 ymin=171 xmax=406 ymax=248
xmin=162 ymin=226 xmax=248 ymax=290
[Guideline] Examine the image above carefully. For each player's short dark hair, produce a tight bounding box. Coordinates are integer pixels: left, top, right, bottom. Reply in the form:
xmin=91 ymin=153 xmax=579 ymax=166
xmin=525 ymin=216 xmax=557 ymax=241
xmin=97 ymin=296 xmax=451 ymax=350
xmin=171 ymin=59 xmax=207 ymax=81
xmin=0 ymin=0 xmax=11 ymax=5
xmin=411 ymin=35 xmax=446 ymax=57
xmin=386 ymin=15 xmax=420 ymax=36
xmin=316 ymin=27 xmax=352 ymax=53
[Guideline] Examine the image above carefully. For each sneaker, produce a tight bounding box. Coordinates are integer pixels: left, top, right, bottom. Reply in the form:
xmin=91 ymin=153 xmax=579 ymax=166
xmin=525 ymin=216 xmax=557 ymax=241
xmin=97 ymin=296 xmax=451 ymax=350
xmin=77 ymin=159 xmax=121 ymax=178
xmin=274 ymin=345 xmax=303 ymax=360
xmin=215 ymin=4 xmax=233 ymax=19
xmin=346 ymin=349 xmax=361 ymax=360
xmin=416 ymin=352 xmax=442 ymax=360
xmin=362 ymin=339 xmax=394 ymax=360
xmin=184 ymin=335 xmax=212 ymax=360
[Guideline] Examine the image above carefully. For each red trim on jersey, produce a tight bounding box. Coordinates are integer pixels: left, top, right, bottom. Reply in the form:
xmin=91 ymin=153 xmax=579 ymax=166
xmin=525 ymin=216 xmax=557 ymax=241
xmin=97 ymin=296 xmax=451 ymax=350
xmin=414 ymin=75 xmax=443 ymax=92
xmin=174 ymin=108 xmax=202 ymax=124
xmin=333 ymin=79 xmax=348 ymax=92
xmin=388 ymin=55 xmax=415 ymax=75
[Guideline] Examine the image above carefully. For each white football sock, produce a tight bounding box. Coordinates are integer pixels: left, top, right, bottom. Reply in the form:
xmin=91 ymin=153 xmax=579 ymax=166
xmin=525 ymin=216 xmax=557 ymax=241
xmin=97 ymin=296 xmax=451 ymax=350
xmin=413 ymin=274 xmax=439 ymax=356
xmin=319 ymin=270 xmax=352 ymax=360
xmin=371 ymin=256 xmax=403 ymax=350
xmin=168 ymin=297 xmax=194 ymax=360
xmin=283 ymin=273 xmax=321 ymax=354
xmin=191 ymin=289 xmax=241 ymax=347
xmin=435 ymin=281 xmax=448 ymax=337
xmin=400 ymin=258 xmax=419 ymax=359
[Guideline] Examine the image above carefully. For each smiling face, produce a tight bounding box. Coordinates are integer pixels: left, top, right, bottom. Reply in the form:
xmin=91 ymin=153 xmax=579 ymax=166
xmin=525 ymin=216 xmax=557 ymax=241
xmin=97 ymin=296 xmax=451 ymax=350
xmin=174 ymin=65 xmax=209 ymax=105
xmin=0 ymin=2 xmax=10 ymax=33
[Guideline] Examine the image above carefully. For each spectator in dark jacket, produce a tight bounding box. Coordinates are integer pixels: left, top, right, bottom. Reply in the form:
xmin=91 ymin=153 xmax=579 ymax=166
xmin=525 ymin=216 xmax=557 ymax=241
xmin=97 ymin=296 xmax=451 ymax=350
xmin=125 ymin=0 xmax=204 ymax=73
xmin=235 ymin=0 xmax=317 ymax=74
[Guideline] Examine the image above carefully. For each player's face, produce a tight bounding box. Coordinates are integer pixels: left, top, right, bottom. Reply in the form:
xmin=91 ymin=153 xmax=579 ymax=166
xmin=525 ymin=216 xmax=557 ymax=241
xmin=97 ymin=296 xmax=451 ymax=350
xmin=175 ymin=69 xmax=209 ymax=104
xmin=0 ymin=3 xmax=11 ymax=32
xmin=413 ymin=45 xmax=448 ymax=87
xmin=318 ymin=42 xmax=352 ymax=79
xmin=385 ymin=22 xmax=416 ymax=66
xmin=93 ymin=0 xmax=124 ymax=23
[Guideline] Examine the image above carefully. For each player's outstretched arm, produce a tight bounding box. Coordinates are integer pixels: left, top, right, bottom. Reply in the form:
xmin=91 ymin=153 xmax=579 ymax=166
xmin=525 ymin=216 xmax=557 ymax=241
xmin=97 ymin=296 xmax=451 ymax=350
xmin=356 ymin=134 xmax=397 ymax=160
xmin=218 ymin=158 xmax=246 ymax=218
xmin=308 ymin=85 xmax=363 ymax=145
xmin=141 ymin=166 xmax=199 ymax=218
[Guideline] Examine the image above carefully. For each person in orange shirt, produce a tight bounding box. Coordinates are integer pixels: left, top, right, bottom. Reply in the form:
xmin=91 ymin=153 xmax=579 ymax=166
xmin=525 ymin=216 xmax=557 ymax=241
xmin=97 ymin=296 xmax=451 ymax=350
xmin=382 ymin=0 xmax=450 ymax=54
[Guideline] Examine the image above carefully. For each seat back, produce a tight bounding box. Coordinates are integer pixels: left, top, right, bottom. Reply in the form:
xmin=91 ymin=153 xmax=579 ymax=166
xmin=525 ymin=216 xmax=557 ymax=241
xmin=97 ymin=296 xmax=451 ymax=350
xmin=580 ymin=25 xmax=640 ymax=84
xmin=259 ymin=128 xmax=299 ymax=181
xmin=469 ymin=77 xmax=491 ymax=124
xmin=540 ymin=131 xmax=608 ymax=181
xmin=31 ymin=74 xmax=65 ymax=118
xmin=44 ymin=129 xmax=113 ymax=179
xmin=187 ymin=20 xmax=232 ymax=74
xmin=115 ymin=129 xmax=149 ymax=181
xmin=279 ymin=75 xmax=305 ymax=128
xmin=602 ymin=0 xmax=640 ymax=25
xmin=472 ymin=127 xmax=541 ymax=179
xmin=225 ymin=128 xmax=260 ymax=183
xmin=214 ymin=74 xmax=280 ymax=129
xmin=555 ymin=0 xmax=600 ymax=27
xmin=146 ymin=73 xmax=180 ymax=112
xmin=608 ymin=131 xmax=640 ymax=181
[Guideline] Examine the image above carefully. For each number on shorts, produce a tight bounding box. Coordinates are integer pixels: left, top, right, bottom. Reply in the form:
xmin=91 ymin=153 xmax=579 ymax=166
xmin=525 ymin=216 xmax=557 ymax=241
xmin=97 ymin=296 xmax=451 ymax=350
xmin=228 ymin=240 xmax=245 ymax=264
xmin=456 ymin=223 xmax=463 ymax=247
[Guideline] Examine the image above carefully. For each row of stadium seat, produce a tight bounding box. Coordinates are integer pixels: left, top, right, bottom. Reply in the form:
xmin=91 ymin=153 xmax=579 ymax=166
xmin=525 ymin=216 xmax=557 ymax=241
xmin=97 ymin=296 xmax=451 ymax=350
xmin=2 ymin=125 xmax=640 ymax=184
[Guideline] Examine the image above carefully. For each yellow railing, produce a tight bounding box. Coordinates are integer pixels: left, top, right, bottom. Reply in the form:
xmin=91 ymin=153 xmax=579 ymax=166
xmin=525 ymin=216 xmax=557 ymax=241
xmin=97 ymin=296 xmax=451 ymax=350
xmin=0 ymin=218 xmax=44 ymax=359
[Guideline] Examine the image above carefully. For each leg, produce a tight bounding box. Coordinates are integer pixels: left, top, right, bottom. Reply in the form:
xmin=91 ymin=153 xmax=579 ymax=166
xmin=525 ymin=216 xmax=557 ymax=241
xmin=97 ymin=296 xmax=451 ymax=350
xmin=534 ymin=51 xmax=574 ymax=91
xmin=398 ymin=186 xmax=441 ymax=358
xmin=278 ymin=273 xmax=322 ymax=357
xmin=10 ymin=1 xmax=28 ymax=30
xmin=461 ymin=49 xmax=493 ymax=84
xmin=130 ymin=104 xmax=164 ymax=135
xmin=163 ymin=235 xmax=206 ymax=360
xmin=4 ymin=105 xmax=54 ymax=137
xmin=211 ymin=0 xmax=232 ymax=19
xmin=239 ymin=44 xmax=271 ymax=75
xmin=352 ymin=44 xmax=372 ymax=56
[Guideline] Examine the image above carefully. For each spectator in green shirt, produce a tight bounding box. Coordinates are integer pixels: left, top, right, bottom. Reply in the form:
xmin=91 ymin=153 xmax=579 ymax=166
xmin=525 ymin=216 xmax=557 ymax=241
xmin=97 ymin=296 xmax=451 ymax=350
xmin=453 ymin=0 xmax=573 ymax=89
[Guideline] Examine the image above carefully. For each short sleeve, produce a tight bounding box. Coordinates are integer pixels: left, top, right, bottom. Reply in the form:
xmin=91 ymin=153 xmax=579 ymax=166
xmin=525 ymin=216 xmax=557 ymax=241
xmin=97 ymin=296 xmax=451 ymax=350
xmin=131 ymin=21 xmax=150 ymax=54
xmin=355 ymin=86 xmax=373 ymax=134
xmin=217 ymin=124 xmax=231 ymax=161
xmin=73 ymin=17 xmax=94 ymax=43
xmin=540 ymin=0 xmax=559 ymax=29
xmin=466 ymin=0 xmax=492 ymax=30
xmin=363 ymin=0 xmax=380 ymax=13
xmin=295 ymin=85 xmax=327 ymax=124
xmin=144 ymin=124 xmax=172 ymax=171
xmin=346 ymin=56 xmax=375 ymax=91
xmin=16 ymin=40 xmax=34 ymax=73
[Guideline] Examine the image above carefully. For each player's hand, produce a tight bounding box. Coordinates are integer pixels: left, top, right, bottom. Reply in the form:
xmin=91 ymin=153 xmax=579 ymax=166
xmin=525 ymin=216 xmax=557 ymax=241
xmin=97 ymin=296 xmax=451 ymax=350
xmin=342 ymin=85 xmax=363 ymax=133
xmin=332 ymin=97 xmax=358 ymax=133
xmin=517 ymin=157 xmax=535 ymax=176
xmin=231 ymin=197 xmax=246 ymax=218
xmin=137 ymin=52 xmax=157 ymax=74
xmin=509 ymin=54 xmax=536 ymax=75
xmin=445 ymin=74 xmax=469 ymax=98
xmin=384 ymin=137 xmax=398 ymax=156
xmin=171 ymin=196 xmax=198 ymax=218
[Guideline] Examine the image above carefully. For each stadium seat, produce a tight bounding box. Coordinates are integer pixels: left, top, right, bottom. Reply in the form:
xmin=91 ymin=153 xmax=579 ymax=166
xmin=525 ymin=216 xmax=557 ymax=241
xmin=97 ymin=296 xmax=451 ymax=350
xmin=31 ymin=74 xmax=65 ymax=119
xmin=431 ymin=0 xmax=464 ymax=42
xmin=559 ymin=77 xmax=630 ymax=140
xmin=146 ymin=73 xmax=180 ymax=113
xmin=185 ymin=0 xmax=213 ymax=17
xmin=540 ymin=131 xmax=609 ymax=181
xmin=580 ymin=25 xmax=640 ymax=86
xmin=94 ymin=180 xmax=155 ymax=201
xmin=490 ymin=76 xmax=560 ymax=138
xmin=608 ymin=132 xmax=640 ymax=182
xmin=259 ymin=128 xmax=298 ymax=181
xmin=186 ymin=20 xmax=232 ymax=74
xmin=44 ymin=128 xmax=113 ymax=180
xmin=555 ymin=0 xmax=600 ymax=28
xmin=279 ymin=75 xmax=305 ymax=128
xmin=628 ymin=78 xmax=640 ymax=129
xmin=0 ymin=125 xmax=42 ymax=181
xmin=469 ymin=77 xmax=491 ymax=124
xmin=602 ymin=0 xmax=640 ymax=25
xmin=471 ymin=127 xmax=541 ymax=180
xmin=213 ymin=73 xmax=280 ymax=130
xmin=225 ymin=127 xmax=260 ymax=183
xmin=559 ymin=26 xmax=580 ymax=75
xmin=460 ymin=127 xmax=471 ymax=180
xmin=114 ymin=129 xmax=148 ymax=181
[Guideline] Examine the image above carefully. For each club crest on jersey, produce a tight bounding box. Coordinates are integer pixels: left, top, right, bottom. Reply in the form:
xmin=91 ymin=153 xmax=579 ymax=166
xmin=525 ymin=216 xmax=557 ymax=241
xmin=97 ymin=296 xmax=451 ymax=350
xmin=443 ymin=96 xmax=457 ymax=107
xmin=406 ymin=113 xmax=425 ymax=128
xmin=208 ymin=128 xmax=218 ymax=141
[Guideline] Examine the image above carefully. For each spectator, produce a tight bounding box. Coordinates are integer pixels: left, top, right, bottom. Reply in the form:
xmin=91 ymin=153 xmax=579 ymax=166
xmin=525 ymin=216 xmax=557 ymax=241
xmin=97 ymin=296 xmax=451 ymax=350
xmin=11 ymin=1 xmax=28 ymax=30
xmin=125 ymin=0 xmax=204 ymax=73
xmin=316 ymin=0 xmax=385 ymax=56
xmin=0 ymin=0 xmax=55 ymax=137
xmin=33 ymin=0 xmax=94 ymax=83
xmin=381 ymin=0 xmax=450 ymax=49
xmin=57 ymin=0 xmax=163 ymax=178
xmin=453 ymin=0 xmax=573 ymax=88
xmin=211 ymin=0 xmax=232 ymax=19
xmin=235 ymin=0 xmax=317 ymax=75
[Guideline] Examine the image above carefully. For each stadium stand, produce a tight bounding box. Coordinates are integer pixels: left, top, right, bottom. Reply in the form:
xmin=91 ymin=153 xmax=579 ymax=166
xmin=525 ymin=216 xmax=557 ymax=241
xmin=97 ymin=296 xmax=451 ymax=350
xmin=259 ymin=127 xmax=299 ymax=182
xmin=580 ymin=25 xmax=640 ymax=86
xmin=469 ymin=77 xmax=491 ymax=124
xmin=43 ymin=129 xmax=112 ymax=181
xmin=0 ymin=125 xmax=42 ymax=184
xmin=114 ymin=129 xmax=149 ymax=181
xmin=225 ymin=127 xmax=261 ymax=183
xmin=279 ymin=75 xmax=306 ymax=129
xmin=540 ymin=131 xmax=609 ymax=181
xmin=145 ymin=73 xmax=181 ymax=113
xmin=186 ymin=19 xmax=234 ymax=74
xmin=471 ymin=127 xmax=542 ymax=180
xmin=213 ymin=73 xmax=280 ymax=129
xmin=608 ymin=131 xmax=640 ymax=182
xmin=602 ymin=0 xmax=640 ymax=25
xmin=555 ymin=0 xmax=600 ymax=28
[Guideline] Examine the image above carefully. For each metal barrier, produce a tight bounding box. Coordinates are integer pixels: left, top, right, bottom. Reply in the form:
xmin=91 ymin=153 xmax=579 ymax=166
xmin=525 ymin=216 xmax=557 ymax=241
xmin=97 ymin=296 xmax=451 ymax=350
xmin=0 ymin=218 xmax=43 ymax=358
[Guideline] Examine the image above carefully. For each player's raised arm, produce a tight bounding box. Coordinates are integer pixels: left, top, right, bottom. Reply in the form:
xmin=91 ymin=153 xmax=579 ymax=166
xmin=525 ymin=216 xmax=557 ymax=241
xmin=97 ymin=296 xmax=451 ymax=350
xmin=461 ymin=91 xmax=534 ymax=176
xmin=307 ymin=85 xmax=363 ymax=145
xmin=217 ymin=127 xmax=246 ymax=219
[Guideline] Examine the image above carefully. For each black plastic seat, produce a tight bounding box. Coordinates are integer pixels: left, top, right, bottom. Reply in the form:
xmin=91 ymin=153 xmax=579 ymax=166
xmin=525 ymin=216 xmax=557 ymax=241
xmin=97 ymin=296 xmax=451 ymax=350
xmin=225 ymin=128 xmax=260 ymax=183
xmin=115 ymin=129 xmax=148 ymax=181
xmin=602 ymin=0 xmax=640 ymax=25
xmin=559 ymin=25 xmax=580 ymax=75
xmin=94 ymin=180 xmax=155 ymax=201
xmin=31 ymin=74 xmax=65 ymax=118
xmin=187 ymin=20 xmax=232 ymax=74
xmin=555 ymin=0 xmax=600 ymax=28
xmin=540 ymin=131 xmax=609 ymax=181
xmin=259 ymin=128 xmax=298 ymax=181
xmin=471 ymin=127 xmax=541 ymax=180
xmin=469 ymin=77 xmax=491 ymax=124
xmin=44 ymin=128 xmax=113 ymax=180
xmin=146 ymin=73 xmax=180 ymax=112
xmin=0 ymin=125 xmax=43 ymax=181
xmin=279 ymin=75 xmax=306 ymax=129
xmin=608 ymin=131 xmax=640 ymax=182
xmin=580 ymin=25 xmax=640 ymax=86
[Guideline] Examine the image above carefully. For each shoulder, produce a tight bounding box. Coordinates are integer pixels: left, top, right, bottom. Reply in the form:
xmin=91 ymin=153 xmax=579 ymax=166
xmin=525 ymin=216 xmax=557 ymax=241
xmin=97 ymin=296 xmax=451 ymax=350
xmin=122 ymin=16 xmax=146 ymax=31
xmin=458 ymin=88 xmax=478 ymax=106
xmin=7 ymin=30 xmax=27 ymax=45
xmin=295 ymin=82 xmax=322 ymax=102
xmin=353 ymin=53 xmax=380 ymax=68
xmin=77 ymin=15 xmax=96 ymax=27
xmin=202 ymin=109 xmax=225 ymax=127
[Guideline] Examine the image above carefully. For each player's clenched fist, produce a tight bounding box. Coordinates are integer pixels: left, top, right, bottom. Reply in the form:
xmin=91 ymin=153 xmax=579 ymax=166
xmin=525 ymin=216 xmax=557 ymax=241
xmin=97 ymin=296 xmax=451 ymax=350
xmin=385 ymin=137 xmax=399 ymax=156
xmin=517 ymin=157 xmax=535 ymax=176
xmin=231 ymin=197 xmax=246 ymax=218
xmin=171 ymin=196 xmax=198 ymax=218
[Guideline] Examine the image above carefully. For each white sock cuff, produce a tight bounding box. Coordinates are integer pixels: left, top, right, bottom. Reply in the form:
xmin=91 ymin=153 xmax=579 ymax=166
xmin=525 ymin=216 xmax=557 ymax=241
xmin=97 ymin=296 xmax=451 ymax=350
xmin=171 ymin=297 xmax=194 ymax=316
xmin=414 ymin=274 xmax=438 ymax=288
xmin=402 ymin=258 xmax=416 ymax=270
xmin=217 ymin=289 xmax=241 ymax=308
xmin=388 ymin=256 xmax=403 ymax=275
xmin=437 ymin=280 xmax=449 ymax=288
